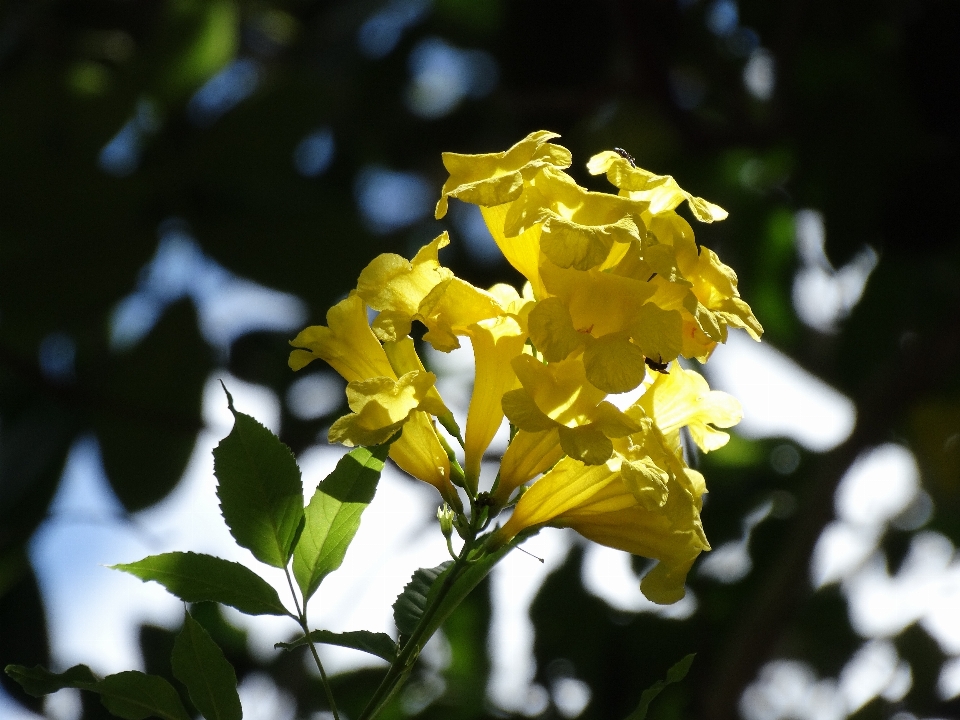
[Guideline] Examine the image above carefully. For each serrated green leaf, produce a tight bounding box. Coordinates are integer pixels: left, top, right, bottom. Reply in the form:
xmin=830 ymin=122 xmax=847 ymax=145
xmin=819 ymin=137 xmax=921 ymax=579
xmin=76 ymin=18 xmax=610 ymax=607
xmin=623 ymin=653 xmax=696 ymax=720
xmin=392 ymin=562 xmax=452 ymax=639
xmin=4 ymin=664 xmax=97 ymax=697
xmin=112 ymin=552 xmax=290 ymax=617
xmin=97 ymin=671 xmax=192 ymax=720
xmin=171 ymin=612 xmax=242 ymax=720
xmin=293 ymin=444 xmax=388 ymax=601
xmin=213 ymin=386 xmax=304 ymax=568
xmin=5 ymin=664 xmax=191 ymax=720
xmin=276 ymin=630 xmax=397 ymax=663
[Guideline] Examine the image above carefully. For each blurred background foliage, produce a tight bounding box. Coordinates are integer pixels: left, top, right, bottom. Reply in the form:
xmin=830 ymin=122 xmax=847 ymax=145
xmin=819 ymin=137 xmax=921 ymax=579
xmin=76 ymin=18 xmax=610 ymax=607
xmin=1 ymin=0 xmax=959 ymax=719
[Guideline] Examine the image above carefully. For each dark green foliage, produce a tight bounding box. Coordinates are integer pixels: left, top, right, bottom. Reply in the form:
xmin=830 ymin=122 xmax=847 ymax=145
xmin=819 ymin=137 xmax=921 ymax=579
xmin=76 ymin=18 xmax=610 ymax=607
xmin=277 ymin=630 xmax=398 ymax=663
xmin=0 ymin=565 xmax=48 ymax=712
xmin=93 ymin=301 xmax=209 ymax=512
xmin=624 ymin=654 xmax=696 ymax=720
xmin=5 ymin=664 xmax=97 ymax=697
xmin=293 ymin=444 xmax=389 ymax=601
xmin=171 ymin=612 xmax=242 ymax=720
xmin=112 ymin=552 xmax=291 ymax=617
xmin=393 ymin=563 xmax=453 ymax=640
xmin=213 ymin=387 xmax=304 ymax=568
xmin=5 ymin=665 xmax=191 ymax=720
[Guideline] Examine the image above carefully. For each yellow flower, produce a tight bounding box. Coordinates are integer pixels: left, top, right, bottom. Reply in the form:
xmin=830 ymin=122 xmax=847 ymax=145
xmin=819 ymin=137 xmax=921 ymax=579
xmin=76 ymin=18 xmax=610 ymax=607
xmin=490 ymin=449 xmax=709 ymax=604
xmin=461 ymin=313 xmax=528 ymax=494
xmin=499 ymin=166 xmax=643 ymax=272
xmin=288 ymin=291 xmax=395 ymax=381
xmin=356 ymin=232 xmax=453 ymax=343
xmin=435 ymin=130 xmax=572 ymax=220
xmin=501 ymin=354 xmax=641 ymax=466
xmin=288 ymin=291 xmax=458 ymax=504
xmin=633 ymin=363 xmax=742 ymax=453
xmin=586 ymin=150 xmax=728 ymax=223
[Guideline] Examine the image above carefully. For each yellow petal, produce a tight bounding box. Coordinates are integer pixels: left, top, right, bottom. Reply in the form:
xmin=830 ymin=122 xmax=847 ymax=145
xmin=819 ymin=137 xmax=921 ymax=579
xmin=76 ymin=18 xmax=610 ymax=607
xmin=418 ymin=277 xmax=506 ymax=352
xmin=501 ymin=388 xmax=558 ymax=432
xmin=527 ymin=297 xmax=589 ymax=363
xmin=620 ymin=458 xmax=670 ymax=510
xmin=640 ymin=557 xmax=699 ymax=605
xmin=288 ymin=292 xmax=395 ymax=382
xmin=388 ymin=411 xmax=458 ymax=505
xmin=591 ymin=401 xmax=643 ymax=438
xmin=558 ymin=425 xmax=614 ymax=465
xmin=463 ymin=315 xmax=527 ymax=489
xmin=637 ymin=364 xmax=742 ymax=452
xmin=480 ymin=204 xmax=546 ymax=299
xmin=357 ymin=233 xmax=453 ymax=342
xmin=587 ymin=150 xmax=728 ymax=224
xmin=540 ymin=213 xmax=639 ymax=271
xmin=629 ymin=303 xmax=684 ymax=365
xmin=435 ymin=130 xmax=572 ymax=218
xmin=328 ymin=370 xmax=437 ymax=447
xmin=582 ymin=334 xmax=648 ymax=394
xmin=494 ymin=429 xmax=563 ymax=504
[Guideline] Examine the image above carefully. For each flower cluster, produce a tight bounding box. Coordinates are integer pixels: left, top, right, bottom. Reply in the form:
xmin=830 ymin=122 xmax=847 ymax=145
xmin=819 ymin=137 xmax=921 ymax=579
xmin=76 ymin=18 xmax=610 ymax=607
xmin=290 ymin=131 xmax=761 ymax=604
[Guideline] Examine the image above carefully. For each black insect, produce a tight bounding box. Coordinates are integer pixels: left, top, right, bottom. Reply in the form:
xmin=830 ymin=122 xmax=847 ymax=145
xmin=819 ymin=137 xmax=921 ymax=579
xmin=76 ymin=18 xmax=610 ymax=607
xmin=645 ymin=355 xmax=670 ymax=374
xmin=613 ymin=147 xmax=637 ymax=168
xmin=474 ymin=492 xmax=495 ymax=508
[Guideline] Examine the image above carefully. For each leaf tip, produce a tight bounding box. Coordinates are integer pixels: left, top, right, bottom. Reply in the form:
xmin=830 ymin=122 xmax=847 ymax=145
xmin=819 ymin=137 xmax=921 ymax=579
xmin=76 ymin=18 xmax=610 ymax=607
xmin=219 ymin=379 xmax=236 ymax=413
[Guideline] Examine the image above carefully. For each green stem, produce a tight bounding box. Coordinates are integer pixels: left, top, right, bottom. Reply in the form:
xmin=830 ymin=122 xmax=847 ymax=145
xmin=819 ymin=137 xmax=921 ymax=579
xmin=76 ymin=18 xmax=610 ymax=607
xmin=357 ymin=553 xmax=471 ymax=720
xmin=284 ymin=567 xmax=341 ymax=720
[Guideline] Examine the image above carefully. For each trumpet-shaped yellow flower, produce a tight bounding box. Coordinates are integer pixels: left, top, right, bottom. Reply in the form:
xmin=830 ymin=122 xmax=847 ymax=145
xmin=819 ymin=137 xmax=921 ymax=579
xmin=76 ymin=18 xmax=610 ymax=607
xmin=502 ymin=354 xmax=640 ymax=465
xmin=462 ymin=314 xmax=528 ymax=493
xmin=288 ymin=291 xmax=459 ymax=503
xmin=356 ymin=232 xmax=453 ymax=343
xmin=491 ymin=451 xmax=709 ymax=604
xmin=288 ymin=292 xmax=395 ymax=381
xmin=587 ymin=150 xmax=728 ymax=223
xmin=633 ymin=363 xmax=742 ymax=453
xmin=328 ymin=370 xmax=445 ymax=448
xmin=435 ymin=130 xmax=572 ymax=220
xmin=500 ymin=166 xmax=643 ymax=272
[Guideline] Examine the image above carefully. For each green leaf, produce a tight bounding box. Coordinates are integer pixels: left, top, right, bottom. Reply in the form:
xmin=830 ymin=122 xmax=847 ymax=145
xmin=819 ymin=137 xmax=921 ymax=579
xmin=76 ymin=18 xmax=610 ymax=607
xmin=409 ymin=540 xmax=517 ymax=644
xmin=213 ymin=385 xmax=304 ymax=568
xmin=623 ymin=653 xmax=696 ymax=720
xmin=97 ymin=671 xmax=192 ymax=720
xmin=392 ymin=562 xmax=453 ymax=639
xmin=292 ymin=444 xmax=388 ymax=601
xmin=171 ymin=611 xmax=242 ymax=720
xmin=276 ymin=630 xmax=397 ymax=663
xmin=4 ymin=665 xmax=192 ymax=720
xmin=112 ymin=552 xmax=291 ymax=617
xmin=4 ymin=664 xmax=97 ymax=697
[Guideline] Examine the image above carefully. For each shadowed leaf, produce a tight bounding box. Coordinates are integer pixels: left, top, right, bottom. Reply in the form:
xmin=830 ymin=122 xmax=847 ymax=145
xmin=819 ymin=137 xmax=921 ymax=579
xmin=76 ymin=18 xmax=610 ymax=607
xmin=112 ymin=551 xmax=290 ymax=617
xmin=624 ymin=653 xmax=695 ymax=720
xmin=276 ymin=629 xmax=397 ymax=663
xmin=392 ymin=562 xmax=453 ymax=640
xmin=171 ymin=611 xmax=241 ymax=720
xmin=213 ymin=386 xmax=304 ymax=568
